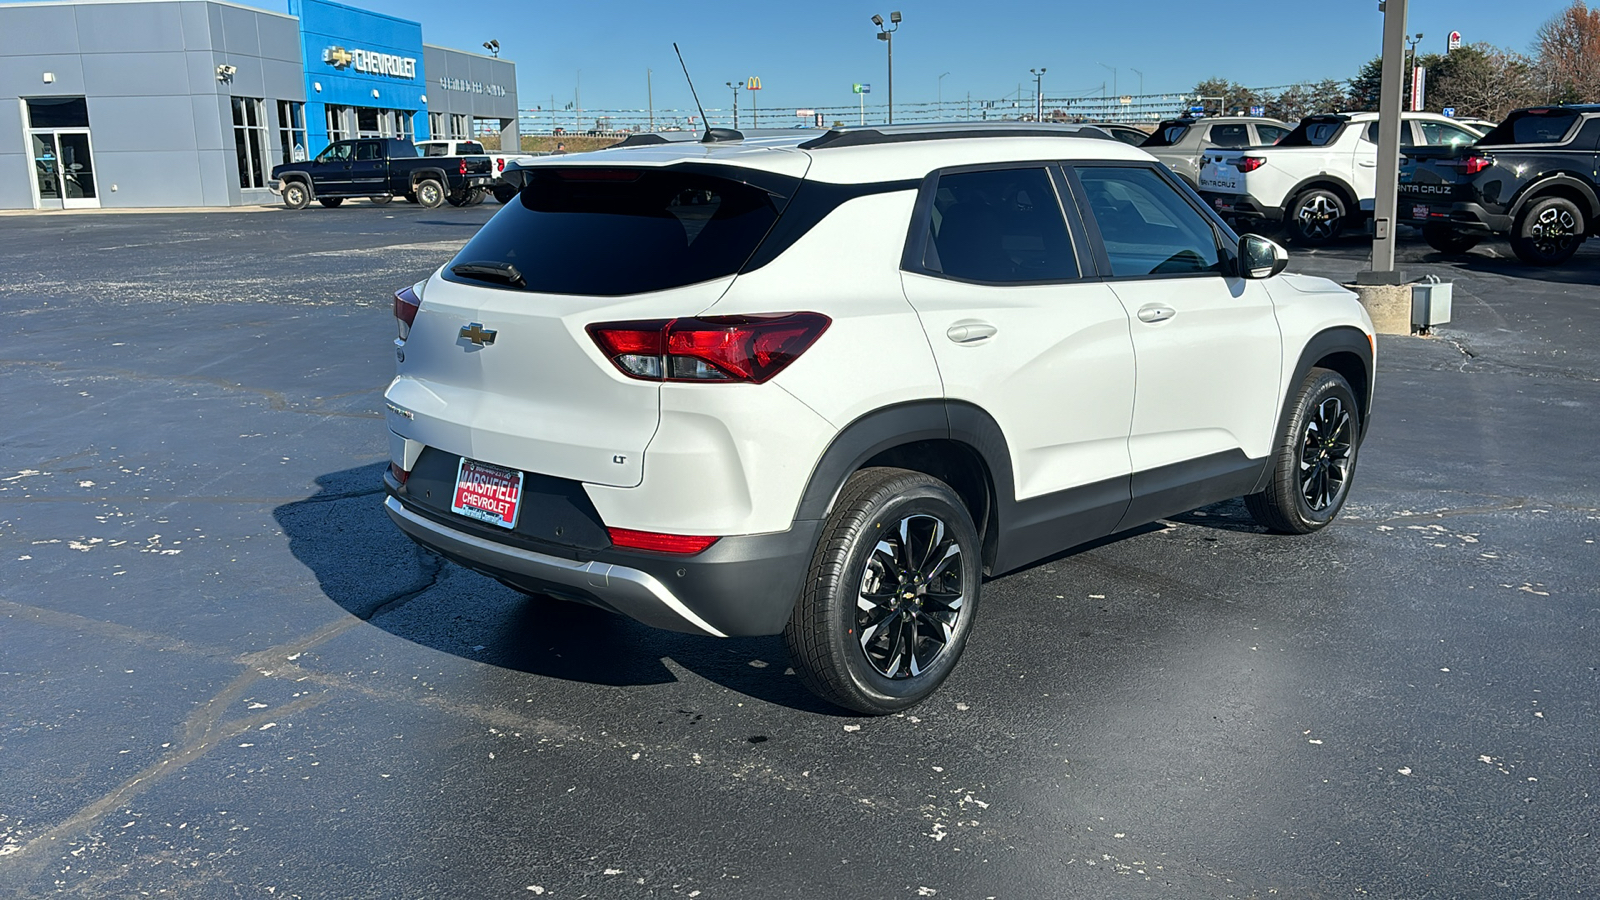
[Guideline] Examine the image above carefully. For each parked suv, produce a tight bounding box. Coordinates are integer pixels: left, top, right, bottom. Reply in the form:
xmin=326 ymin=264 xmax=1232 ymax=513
xmin=1198 ymin=112 xmax=1485 ymax=243
xmin=1141 ymin=116 xmax=1291 ymax=188
xmin=381 ymin=124 xmax=1375 ymax=714
xmin=1400 ymin=105 xmax=1600 ymax=264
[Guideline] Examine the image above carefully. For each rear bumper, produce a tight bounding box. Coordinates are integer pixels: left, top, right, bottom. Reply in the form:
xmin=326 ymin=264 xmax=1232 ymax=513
xmin=1199 ymin=191 xmax=1281 ymax=222
xmin=383 ymin=491 xmax=822 ymax=638
xmin=1398 ymin=198 xmax=1512 ymax=233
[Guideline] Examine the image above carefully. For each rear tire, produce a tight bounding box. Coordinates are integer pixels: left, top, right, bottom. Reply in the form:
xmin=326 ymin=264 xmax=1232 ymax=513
xmin=1286 ymin=188 xmax=1347 ymax=245
xmin=784 ymin=468 xmax=981 ymax=715
xmin=403 ymin=192 xmax=418 ymax=204
xmin=1245 ymin=368 xmax=1361 ymax=534
xmin=1422 ymin=223 xmax=1481 ymax=254
xmin=318 ymin=197 xmax=343 ymax=208
xmin=281 ymin=181 xmax=310 ymax=210
xmin=1510 ymin=196 xmax=1585 ymax=265
xmin=369 ymin=195 xmax=393 ymax=206
xmin=415 ymin=179 xmax=445 ymax=209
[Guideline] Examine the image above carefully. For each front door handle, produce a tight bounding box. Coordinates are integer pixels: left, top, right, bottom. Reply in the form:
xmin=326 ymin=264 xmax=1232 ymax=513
xmin=946 ymin=321 xmax=998 ymax=343
xmin=1137 ymin=305 xmax=1176 ymax=324
xmin=1358 ymin=159 xmax=1378 ymax=167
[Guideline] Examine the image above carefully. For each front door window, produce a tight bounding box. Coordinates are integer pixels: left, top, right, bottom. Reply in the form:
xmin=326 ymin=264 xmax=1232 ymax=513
xmin=57 ymin=132 xmax=96 ymax=200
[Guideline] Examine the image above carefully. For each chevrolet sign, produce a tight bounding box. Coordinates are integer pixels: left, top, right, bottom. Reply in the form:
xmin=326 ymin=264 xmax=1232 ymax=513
xmin=324 ymin=45 xmax=417 ymax=80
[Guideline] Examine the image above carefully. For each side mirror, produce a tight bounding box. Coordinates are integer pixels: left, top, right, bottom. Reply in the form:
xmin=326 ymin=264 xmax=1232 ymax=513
xmin=1238 ymin=233 xmax=1289 ymax=279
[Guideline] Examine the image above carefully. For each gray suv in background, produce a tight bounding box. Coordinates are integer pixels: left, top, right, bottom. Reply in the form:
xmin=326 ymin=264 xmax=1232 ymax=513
xmin=1141 ymin=116 xmax=1291 ymax=188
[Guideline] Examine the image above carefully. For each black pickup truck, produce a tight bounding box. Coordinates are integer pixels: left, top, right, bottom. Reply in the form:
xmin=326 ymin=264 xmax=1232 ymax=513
xmin=269 ymin=138 xmax=493 ymax=210
xmin=1400 ymin=105 xmax=1600 ymax=264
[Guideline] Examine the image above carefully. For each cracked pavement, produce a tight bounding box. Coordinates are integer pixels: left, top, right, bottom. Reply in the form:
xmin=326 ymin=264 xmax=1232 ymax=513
xmin=0 ymin=208 xmax=1596 ymax=898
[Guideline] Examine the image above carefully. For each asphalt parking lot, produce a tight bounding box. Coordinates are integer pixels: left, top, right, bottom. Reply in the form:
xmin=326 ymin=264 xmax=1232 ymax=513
xmin=2 ymin=203 xmax=1596 ymax=899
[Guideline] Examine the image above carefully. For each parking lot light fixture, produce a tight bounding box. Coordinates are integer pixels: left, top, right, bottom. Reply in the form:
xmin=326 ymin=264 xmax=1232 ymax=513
xmin=1031 ymin=67 xmax=1046 ymax=121
xmin=873 ymin=12 xmax=902 ymax=124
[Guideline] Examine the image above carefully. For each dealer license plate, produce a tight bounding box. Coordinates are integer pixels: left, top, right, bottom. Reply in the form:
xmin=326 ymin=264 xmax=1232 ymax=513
xmin=451 ymin=458 xmax=523 ymax=530
xmin=1411 ymin=203 xmax=1430 ymax=220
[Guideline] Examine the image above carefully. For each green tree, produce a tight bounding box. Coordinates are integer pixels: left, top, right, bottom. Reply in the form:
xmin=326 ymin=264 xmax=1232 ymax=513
xmin=1190 ymin=78 xmax=1257 ymax=116
xmin=1347 ymin=57 xmax=1384 ymax=111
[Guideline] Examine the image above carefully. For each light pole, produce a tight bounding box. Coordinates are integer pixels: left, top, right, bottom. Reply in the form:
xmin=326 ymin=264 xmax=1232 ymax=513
xmin=1405 ymin=32 xmax=1424 ymax=111
xmin=938 ymin=71 xmax=950 ymax=116
xmin=1098 ymin=63 xmax=1117 ymax=120
xmin=1130 ymin=67 xmax=1144 ymax=98
xmin=724 ymin=81 xmax=740 ymax=129
xmin=1030 ymin=67 xmax=1046 ymax=121
xmin=872 ymin=11 xmax=901 ymax=124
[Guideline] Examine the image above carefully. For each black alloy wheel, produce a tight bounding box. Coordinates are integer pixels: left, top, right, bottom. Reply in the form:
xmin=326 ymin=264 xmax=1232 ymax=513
xmin=1288 ymin=188 xmax=1346 ymax=245
xmin=1422 ymin=223 xmax=1481 ymax=255
xmin=785 ymin=468 xmax=981 ymax=715
xmin=1245 ymin=368 xmax=1361 ymax=534
xmin=1510 ymin=196 xmax=1585 ymax=265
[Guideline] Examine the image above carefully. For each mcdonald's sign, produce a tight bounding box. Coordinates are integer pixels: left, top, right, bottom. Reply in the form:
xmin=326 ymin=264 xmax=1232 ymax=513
xmin=746 ymin=76 xmax=762 ymax=91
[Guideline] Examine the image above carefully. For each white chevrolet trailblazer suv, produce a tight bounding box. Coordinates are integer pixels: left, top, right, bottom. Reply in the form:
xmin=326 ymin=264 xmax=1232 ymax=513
xmin=382 ymin=123 xmax=1376 ymax=714
xmin=1197 ymin=111 xmax=1485 ymax=244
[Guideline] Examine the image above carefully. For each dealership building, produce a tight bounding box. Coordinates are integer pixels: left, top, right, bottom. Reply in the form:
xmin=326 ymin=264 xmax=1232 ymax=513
xmin=0 ymin=0 xmax=518 ymax=209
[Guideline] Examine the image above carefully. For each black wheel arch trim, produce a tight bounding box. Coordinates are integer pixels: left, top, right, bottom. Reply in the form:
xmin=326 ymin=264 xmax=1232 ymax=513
xmin=280 ymin=174 xmax=315 ymax=198
xmin=1506 ymin=175 xmax=1600 ymax=224
xmin=1254 ymin=326 xmax=1374 ymax=493
xmin=1283 ymin=175 xmax=1359 ymax=216
xmin=410 ymin=168 xmax=450 ymax=189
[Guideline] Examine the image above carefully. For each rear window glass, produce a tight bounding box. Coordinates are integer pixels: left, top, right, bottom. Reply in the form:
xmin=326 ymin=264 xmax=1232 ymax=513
xmin=444 ymin=168 xmax=785 ymax=296
xmin=1478 ymin=111 xmax=1581 ymax=145
xmin=1257 ymin=124 xmax=1290 ymax=144
xmin=1142 ymin=123 xmax=1191 ymax=147
xmin=1209 ymin=124 xmax=1251 ymax=147
xmin=1277 ymin=119 xmax=1345 ymax=147
xmin=924 ymin=167 xmax=1077 ymax=283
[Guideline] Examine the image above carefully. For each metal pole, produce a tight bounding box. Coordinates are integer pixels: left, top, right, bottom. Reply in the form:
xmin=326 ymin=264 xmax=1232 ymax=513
xmin=887 ymin=31 xmax=894 ymax=124
xmin=647 ymin=68 xmax=654 ymax=131
xmin=1363 ymin=0 xmax=1409 ymax=282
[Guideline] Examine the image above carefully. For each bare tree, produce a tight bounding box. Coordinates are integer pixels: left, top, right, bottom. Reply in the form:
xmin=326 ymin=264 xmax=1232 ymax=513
xmin=1536 ymin=0 xmax=1600 ymax=102
xmin=1432 ymin=44 xmax=1543 ymax=120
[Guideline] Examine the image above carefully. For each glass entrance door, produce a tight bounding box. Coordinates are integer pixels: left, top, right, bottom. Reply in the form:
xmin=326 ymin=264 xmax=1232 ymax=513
xmin=29 ymin=130 xmax=97 ymax=209
xmin=56 ymin=131 xmax=98 ymax=208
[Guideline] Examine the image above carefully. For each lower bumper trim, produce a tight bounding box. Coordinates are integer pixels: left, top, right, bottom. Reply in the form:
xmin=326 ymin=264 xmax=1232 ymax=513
xmin=384 ymin=495 xmax=728 ymax=637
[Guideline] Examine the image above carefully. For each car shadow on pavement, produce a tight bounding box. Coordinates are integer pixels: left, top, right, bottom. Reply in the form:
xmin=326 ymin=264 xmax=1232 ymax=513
xmin=274 ymin=464 xmax=839 ymax=714
xmin=1447 ymin=248 xmax=1600 ymax=285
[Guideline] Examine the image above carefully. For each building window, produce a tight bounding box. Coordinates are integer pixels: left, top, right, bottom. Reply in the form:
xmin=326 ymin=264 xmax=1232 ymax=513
xmin=396 ymin=112 xmax=414 ymax=141
xmin=451 ymin=114 xmax=468 ymax=139
xmin=231 ymin=97 xmax=268 ymax=189
xmin=428 ymin=112 xmax=442 ymax=139
xmin=327 ymin=105 xmax=351 ymax=143
xmin=277 ymin=100 xmax=307 ymax=163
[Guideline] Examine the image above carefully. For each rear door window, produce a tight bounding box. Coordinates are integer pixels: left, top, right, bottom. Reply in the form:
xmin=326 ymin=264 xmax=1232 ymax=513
xmin=1277 ymin=119 xmax=1345 ymax=147
xmin=355 ymin=141 xmax=381 ymax=161
xmin=1417 ymin=121 xmax=1479 ymax=147
xmin=444 ymin=167 xmax=791 ymax=296
xmin=1255 ymin=124 xmax=1290 ymax=144
xmin=1364 ymin=122 xmax=1417 ymax=147
xmin=1076 ymin=166 xmax=1223 ymax=278
xmin=922 ymin=167 xmax=1078 ymax=283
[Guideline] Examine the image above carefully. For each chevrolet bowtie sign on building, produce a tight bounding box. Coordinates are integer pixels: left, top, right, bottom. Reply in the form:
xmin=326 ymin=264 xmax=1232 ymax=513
xmin=323 ymin=45 xmax=417 ymax=79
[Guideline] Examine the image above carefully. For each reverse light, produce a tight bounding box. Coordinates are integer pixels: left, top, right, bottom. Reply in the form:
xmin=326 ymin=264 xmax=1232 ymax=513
xmin=587 ymin=313 xmax=831 ymax=384
xmin=393 ymin=283 xmax=422 ymax=340
xmin=1235 ymin=156 xmax=1267 ymax=173
xmin=607 ymin=527 xmax=719 ymax=555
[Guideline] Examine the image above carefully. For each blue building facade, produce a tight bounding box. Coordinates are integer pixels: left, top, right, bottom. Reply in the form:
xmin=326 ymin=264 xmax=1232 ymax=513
xmin=290 ymin=0 xmax=429 ymax=151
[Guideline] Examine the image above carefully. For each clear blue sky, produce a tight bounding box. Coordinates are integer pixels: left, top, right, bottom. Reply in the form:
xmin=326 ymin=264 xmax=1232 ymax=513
xmin=329 ymin=0 xmax=1567 ymax=113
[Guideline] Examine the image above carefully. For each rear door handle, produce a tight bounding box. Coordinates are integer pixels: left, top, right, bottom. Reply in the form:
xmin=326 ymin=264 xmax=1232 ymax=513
xmin=946 ymin=321 xmax=998 ymax=343
xmin=1137 ymin=305 xmax=1176 ymax=324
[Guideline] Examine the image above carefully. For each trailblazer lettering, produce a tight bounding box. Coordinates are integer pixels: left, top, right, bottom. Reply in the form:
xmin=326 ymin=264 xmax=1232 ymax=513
xmin=438 ymin=76 xmax=508 ymax=97
xmin=323 ymin=45 xmax=418 ymax=80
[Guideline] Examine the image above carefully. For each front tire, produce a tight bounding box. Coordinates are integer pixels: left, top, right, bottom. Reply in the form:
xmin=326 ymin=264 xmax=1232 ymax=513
xmin=784 ymin=468 xmax=981 ymax=715
xmin=281 ymin=181 xmax=310 ymax=210
xmin=1510 ymin=196 xmax=1585 ymax=265
xmin=415 ymin=179 xmax=445 ymax=209
xmin=1286 ymin=188 xmax=1347 ymax=245
xmin=1422 ymin=223 xmax=1481 ymax=254
xmin=1245 ymin=368 xmax=1361 ymax=534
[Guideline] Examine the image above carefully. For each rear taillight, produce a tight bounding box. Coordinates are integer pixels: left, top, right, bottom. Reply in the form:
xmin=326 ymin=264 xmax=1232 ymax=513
xmin=607 ymin=527 xmax=718 ymax=555
xmin=587 ymin=313 xmax=831 ymax=384
xmin=459 ymin=159 xmax=468 ymax=175
xmin=496 ymin=157 xmax=505 ymax=172
xmin=394 ymin=284 xmax=421 ymax=340
xmin=1235 ymin=156 xmax=1266 ymax=173
xmin=1460 ymin=155 xmax=1493 ymax=175
xmin=389 ymin=462 xmax=410 ymax=485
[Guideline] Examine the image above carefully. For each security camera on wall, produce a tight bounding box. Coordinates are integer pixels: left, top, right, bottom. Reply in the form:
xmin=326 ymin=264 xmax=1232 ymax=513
xmin=216 ymin=64 xmax=237 ymax=82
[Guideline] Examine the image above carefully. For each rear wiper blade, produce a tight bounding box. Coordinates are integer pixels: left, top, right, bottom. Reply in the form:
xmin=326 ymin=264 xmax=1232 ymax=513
xmin=450 ymin=260 xmax=525 ymax=288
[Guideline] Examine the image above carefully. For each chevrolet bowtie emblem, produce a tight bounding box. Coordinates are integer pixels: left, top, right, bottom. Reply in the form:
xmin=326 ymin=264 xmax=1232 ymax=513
xmin=459 ymin=323 xmax=497 ymax=346
xmin=324 ymin=46 xmax=354 ymax=69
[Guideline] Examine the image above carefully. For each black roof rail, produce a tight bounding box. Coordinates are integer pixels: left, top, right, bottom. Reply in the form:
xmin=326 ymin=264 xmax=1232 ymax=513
xmin=798 ymin=123 xmax=1116 ymax=150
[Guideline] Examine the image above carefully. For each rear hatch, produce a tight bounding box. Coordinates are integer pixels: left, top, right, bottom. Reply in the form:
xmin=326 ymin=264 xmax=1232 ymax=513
xmin=385 ymin=162 xmax=800 ymax=488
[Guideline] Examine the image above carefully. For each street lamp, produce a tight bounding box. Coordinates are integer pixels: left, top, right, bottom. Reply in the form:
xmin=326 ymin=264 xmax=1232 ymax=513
xmin=724 ymin=81 xmax=740 ymax=129
xmin=872 ymin=11 xmax=902 ymax=124
xmin=1030 ymin=67 xmax=1046 ymax=121
xmin=481 ymin=39 xmax=499 ymax=58
xmin=1405 ymin=32 xmax=1425 ymax=111
xmin=1098 ymin=62 xmax=1117 ymax=119
xmin=938 ymin=71 xmax=950 ymax=114
xmin=1130 ymin=67 xmax=1144 ymax=98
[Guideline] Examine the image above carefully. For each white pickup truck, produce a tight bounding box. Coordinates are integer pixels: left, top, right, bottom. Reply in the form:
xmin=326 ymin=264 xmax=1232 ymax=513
xmin=1196 ymin=112 xmax=1485 ymax=244
xmin=414 ymin=139 xmax=551 ymax=204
